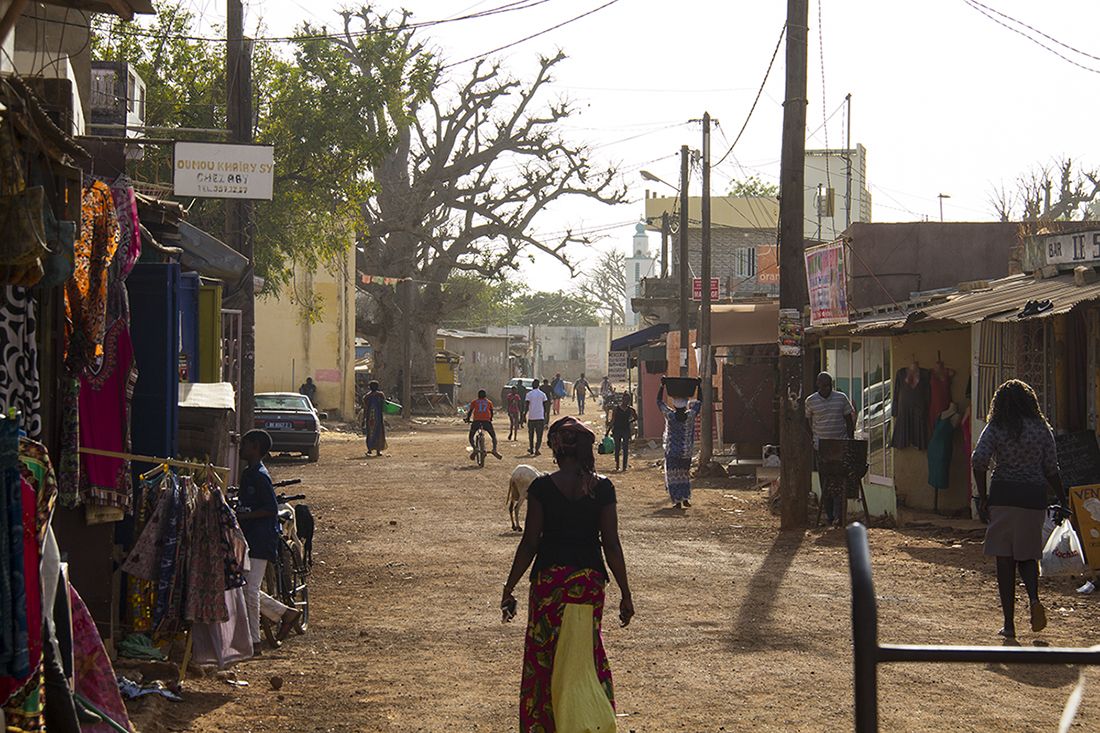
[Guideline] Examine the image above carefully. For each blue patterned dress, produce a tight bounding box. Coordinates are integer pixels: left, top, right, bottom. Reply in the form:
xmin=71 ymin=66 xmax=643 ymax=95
xmin=659 ymin=401 xmax=701 ymax=502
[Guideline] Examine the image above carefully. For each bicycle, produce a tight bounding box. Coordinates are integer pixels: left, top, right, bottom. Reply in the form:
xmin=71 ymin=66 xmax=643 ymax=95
xmin=466 ymin=419 xmax=487 ymax=467
xmin=261 ymin=479 xmax=311 ymax=644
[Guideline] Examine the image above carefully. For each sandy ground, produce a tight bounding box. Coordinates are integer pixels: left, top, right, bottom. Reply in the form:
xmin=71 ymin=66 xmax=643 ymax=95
xmin=126 ymin=414 xmax=1100 ymax=732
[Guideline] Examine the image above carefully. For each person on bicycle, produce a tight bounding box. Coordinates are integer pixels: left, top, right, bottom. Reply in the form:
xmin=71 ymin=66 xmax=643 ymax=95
xmin=235 ymin=430 xmax=302 ymax=653
xmin=465 ymin=390 xmax=503 ymax=460
xmin=506 ymin=386 xmax=523 ymax=442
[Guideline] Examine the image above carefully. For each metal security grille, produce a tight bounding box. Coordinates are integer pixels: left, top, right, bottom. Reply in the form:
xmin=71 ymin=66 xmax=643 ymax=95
xmin=977 ymin=321 xmax=1016 ymax=413
xmin=1016 ymin=319 xmax=1053 ymax=418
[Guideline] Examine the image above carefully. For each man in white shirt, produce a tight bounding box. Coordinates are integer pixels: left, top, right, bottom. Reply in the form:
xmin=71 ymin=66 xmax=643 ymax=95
xmin=525 ymin=378 xmax=549 ymax=456
xmin=804 ymin=372 xmax=856 ymax=524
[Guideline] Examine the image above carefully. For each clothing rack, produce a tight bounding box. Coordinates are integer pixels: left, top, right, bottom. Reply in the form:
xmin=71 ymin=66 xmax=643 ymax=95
xmin=77 ymin=447 xmax=229 ymax=483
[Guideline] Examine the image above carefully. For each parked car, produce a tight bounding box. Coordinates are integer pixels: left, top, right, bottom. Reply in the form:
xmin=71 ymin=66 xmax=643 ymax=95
xmin=254 ymin=392 xmax=326 ymax=462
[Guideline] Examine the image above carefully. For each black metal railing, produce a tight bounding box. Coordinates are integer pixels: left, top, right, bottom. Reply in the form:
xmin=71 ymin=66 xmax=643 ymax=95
xmin=846 ymin=522 xmax=1100 ymax=732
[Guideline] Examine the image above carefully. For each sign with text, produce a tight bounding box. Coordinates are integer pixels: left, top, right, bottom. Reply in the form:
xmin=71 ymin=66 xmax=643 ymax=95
xmin=756 ymin=245 xmax=779 ymax=284
xmin=692 ymin=277 xmax=720 ymax=301
xmin=1069 ymin=484 xmax=1100 ymax=570
xmin=1040 ymin=229 xmax=1100 ymax=267
xmin=607 ymin=350 xmax=628 ymax=382
xmin=174 ymin=142 xmax=275 ymax=200
xmin=805 ymin=240 xmax=850 ymax=327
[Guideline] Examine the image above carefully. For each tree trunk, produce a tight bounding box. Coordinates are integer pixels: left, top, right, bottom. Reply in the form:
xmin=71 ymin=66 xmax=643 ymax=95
xmin=366 ymin=283 xmax=442 ymax=406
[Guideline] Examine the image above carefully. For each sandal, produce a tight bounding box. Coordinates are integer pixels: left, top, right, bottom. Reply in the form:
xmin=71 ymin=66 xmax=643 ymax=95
xmin=1030 ymin=602 xmax=1047 ymax=633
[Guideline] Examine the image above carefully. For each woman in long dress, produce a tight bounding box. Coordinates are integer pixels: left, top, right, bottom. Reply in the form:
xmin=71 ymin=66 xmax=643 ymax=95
xmin=501 ymin=416 xmax=634 ymax=732
xmin=362 ymin=381 xmax=387 ymax=456
xmin=657 ymin=381 xmax=701 ymax=509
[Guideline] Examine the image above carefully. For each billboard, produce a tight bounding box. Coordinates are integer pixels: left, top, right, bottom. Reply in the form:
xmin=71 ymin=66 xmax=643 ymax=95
xmin=174 ymin=142 xmax=275 ymax=200
xmin=805 ymin=240 xmax=850 ymax=327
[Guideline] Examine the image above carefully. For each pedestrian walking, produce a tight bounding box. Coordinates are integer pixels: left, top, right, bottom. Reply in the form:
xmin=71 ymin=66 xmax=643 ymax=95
xmin=551 ymin=373 xmax=566 ymax=415
xmin=574 ymin=373 xmax=595 ymax=415
xmin=362 ymin=381 xmax=388 ymax=456
xmin=972 ymin=379 xmax=1066 ymax=639
xmin=605 ymin=393 xmax=637 ymax=472
xmin=526 ymin=379 xmax=549 ymax=456
xmin=507 ymin=386 xmax=522 ymax=442
xmin=657 ymin=380 xmax=701 ymax=509
xmin=500 ymin=416 xmax=634 ymax=733
xmin=540 ymin=379 xmax=553 ymax=405
xmin=804 ymin=372 xmax=855 ymax=525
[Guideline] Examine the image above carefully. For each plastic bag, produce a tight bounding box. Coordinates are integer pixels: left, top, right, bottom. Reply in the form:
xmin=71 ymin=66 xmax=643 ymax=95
xmin=598 ymin=436 xmax=614 ymax=455
xmin=1041 ymin=520 xmax=1087 ymax=577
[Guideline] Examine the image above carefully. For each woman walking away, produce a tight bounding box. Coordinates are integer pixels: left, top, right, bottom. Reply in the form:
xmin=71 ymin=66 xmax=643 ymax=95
xmin=658 ymin=380 xmax=701 ymax=509
xmin=507 ymin=386 xmax=523 ymax=442
xmin=972 ymin=379 xmax=1066 ymax=639
xmin=501 ymin=416 xmax=634 ymax=733
xmin=362 ymin=381 xmax=388 ymax=456
xmin=606 ymin=393 xmax=638 ymax=472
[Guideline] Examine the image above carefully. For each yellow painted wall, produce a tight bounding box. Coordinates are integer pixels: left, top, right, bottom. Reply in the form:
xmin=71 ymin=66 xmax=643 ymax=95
xmin=254 ymin=244 xmax=356 ymax=421
xmin=890 ymin=328 xmax=971 ymax=513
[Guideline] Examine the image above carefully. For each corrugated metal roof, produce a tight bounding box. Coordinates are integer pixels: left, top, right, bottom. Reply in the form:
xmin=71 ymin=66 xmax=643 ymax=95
xmin=910 ymin=273 xmax=1100 ymax=325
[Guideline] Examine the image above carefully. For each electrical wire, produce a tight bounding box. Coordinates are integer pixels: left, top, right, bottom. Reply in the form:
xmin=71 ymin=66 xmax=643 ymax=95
xmin=817 ymin=0 xmax=831 ymax=234
xmin=713 ymin=22 xmax=785 ymax=168
xmin=442 ymin=0 xmax=622 ymax=69
xmin=964 ymin=0 xmax=1100 ymax=63
xmin=962 ymin=0 xmax=1100 ymax=75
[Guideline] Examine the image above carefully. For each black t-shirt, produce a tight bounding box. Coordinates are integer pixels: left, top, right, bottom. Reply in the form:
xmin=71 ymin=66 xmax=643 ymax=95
xmin=610 ymin=406 xmax=637 ymax=436
xmin=529 ymin=474 xmax=616 ymax=580
xmin=237 ymin=463 xmax=279 ymax=560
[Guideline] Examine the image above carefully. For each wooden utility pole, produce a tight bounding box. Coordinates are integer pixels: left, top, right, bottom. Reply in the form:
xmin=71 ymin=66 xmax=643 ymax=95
xmin=778 ymin=0 xmax=812 ymax=529
xmin=660 ymin=212 xmax=670 ymax=279
xmin=699 ymin=112 xmax=713 ymax=465
xmin=226 ymin=0 xmax=255 ymax=431
xmin=678 ymin=144 xmax=690 ymax=377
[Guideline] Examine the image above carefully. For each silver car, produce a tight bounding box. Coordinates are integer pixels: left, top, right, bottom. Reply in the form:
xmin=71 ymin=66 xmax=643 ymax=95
xmin=254 ymin=392 xmax=325 ymax=462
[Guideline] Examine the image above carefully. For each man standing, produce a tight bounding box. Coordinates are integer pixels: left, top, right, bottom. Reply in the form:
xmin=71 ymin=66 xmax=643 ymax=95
xmin=804 ymin=372 xmax=856 ymax=525
xmin=574 ymin=373 xmax=595 ymax=415
xmin=298 ymin=377 xmax=317 ymax=405
xmin=525 ymin=378 xmax=549 ymax=456
xmin=550 ymin=373 xmax=566 ymax=415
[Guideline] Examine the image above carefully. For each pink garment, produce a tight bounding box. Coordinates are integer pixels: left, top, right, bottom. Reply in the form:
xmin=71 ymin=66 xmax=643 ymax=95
xmin=79 ymin=321 xmax=137 ymax=510
xmin=190 ymin=587 xmax=254 ymax=669
xmin=929 ymin=370 xmax=952 ymax=432
xmin=0 ymin=479 xmax=42 ymax=710
xmin=71 ymin=585 xmax=134 ymax=733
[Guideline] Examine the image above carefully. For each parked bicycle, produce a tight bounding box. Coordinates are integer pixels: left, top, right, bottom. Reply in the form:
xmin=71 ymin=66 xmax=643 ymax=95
xmin=262 ymin=479 xmax=311 ymax=643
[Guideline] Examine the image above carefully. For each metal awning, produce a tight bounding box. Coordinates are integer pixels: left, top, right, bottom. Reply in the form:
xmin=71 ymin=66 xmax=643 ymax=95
xmin=610 ymin=323 xmax=669 ymax=351
xmin=910 ymin=273 xmax=1100 ymax=325
xmin=177 ymin=221 xmax=248 ymax=281
xmin=711 ymin=302 xmax=779 ymax=346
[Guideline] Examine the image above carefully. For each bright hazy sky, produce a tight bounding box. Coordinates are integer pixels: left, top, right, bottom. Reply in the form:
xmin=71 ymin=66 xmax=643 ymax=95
xmin=188 ymin=0 xmax=1100 ymax=290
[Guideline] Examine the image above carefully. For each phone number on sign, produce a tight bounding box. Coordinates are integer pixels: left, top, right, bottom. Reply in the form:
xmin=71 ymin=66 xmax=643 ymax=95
xmin=194 ymin=183 xmax=251 ymax=195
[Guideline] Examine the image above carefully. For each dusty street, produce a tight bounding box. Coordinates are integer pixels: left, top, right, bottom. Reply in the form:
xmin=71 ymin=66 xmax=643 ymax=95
xmin=129 ymin=416 xmax=1100 ymax=732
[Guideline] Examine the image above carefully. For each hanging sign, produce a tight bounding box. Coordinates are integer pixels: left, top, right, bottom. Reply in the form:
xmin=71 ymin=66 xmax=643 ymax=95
xmin=1039 ymin=229 xmax=1100 ymax=267
xmin=1068 ymin=484 xmax=1100 ymax=571
xmin=805 ymin=240 xmax=850 ymax=326
xmin=692 ymin=277 xmax=720 ymax=301
xmin=174 ymin=142 xmax=275 ymax=200
xmin=607 ymin=350 xmax=629 ymax=382
xmin=778 ymin=308 xmax=803 ymax=357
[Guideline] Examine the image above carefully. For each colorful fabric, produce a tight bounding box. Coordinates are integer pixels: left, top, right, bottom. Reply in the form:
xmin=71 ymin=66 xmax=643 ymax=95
xmin=972 ymin=418 xmax=1059 ymax=489
xmin=469 ymin=398 xmax=494 ymax=422
xmin=521 ymin=566 xmax=614 ymax=732
xmin=364 ymin=390 xmax=388 ymax=451
xmin=18 ymin=437 xmax=58 ymax=551
xmin=507 ymin=393 xmax=522 ymax=415
xmin=121 ymin=475 xmax=171 ymax=582
xmin=0 ymin=479 xmax=40 ymax=711
xmin=126 ymin=478 xmax=160 ymax=633
xmin=217 ymin=488 xmax=248 ymax=592
xmin=927 ymin=417 xmax=955 ymax=491
xmin=804 ymin=390 xmax=855 ymax=447
xmin=57 ymin=375 xmax=81 ymax=507
xmin=155 ymin=477 xmax=193 ymax=637
xmin=78 ymin=321 xmax=137 ymax=510
xmin=71 ymin=585 xmax=134 ymax=733
xmin=0 ymin=286 xmax=42 ymax=438
xmin=0 ymin=418 xmax=28 ymax=681
xmin=186 ymin=488 xmax=234 ymax=624
xmin=663 ymin=454 xmax=692 ymax=503
xmin=106 ymin=178 xmax=141 ymax=326
xmin=65 ymin=180 xmax=120 ymax=372
xmin=658 ymin=400 xmax=700 ymax=461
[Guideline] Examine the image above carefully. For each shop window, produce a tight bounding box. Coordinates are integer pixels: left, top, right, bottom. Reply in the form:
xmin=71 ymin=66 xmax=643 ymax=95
xmin=824 ymin=336 xmax=891 ymax=484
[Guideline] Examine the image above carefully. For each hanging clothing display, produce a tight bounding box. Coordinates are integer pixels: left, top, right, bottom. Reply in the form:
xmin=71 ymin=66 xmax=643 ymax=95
xmin=927 ymin=416 xmax=956 ymax=491
xmin=64 ymin=180 xmax=119 ymax=372
xmin=0 ymin=287 xmax=42 ymax=439
xmin=106 ymin=177 xmax=141 ymax=327
xmin=69 ymin=585 xmax=132 ymax=733
xmin=928 ymin=366 xmax=954 ymax=433
xmin=126 ymin=478 xmax=160 ymax=634
xmin=890 ymin=366 xmax=931 ymax=450
xmin=77 ymin=322 xmax=137 ymax=510
xmin=190 ymin=587 xmax=253 ymax=669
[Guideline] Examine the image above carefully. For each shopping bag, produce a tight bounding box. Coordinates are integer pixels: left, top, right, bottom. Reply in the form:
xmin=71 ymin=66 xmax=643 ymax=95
xmin=1041 ymin=520 xmax=1087 ymax=577
xmin=598 ymin=436 xmax=614 ymax=455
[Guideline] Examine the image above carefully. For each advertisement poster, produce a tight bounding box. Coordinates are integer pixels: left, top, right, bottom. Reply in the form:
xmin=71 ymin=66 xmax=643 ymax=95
xmin=805 ymin=240 xmax=850 ymax=326
xmin=778 ymin=308 xmax=802 ymax=357
xmin=1069 ymin=484 xmax=1100 ymax=570
xmin=756 ymin=245 xmax=779 ymax=284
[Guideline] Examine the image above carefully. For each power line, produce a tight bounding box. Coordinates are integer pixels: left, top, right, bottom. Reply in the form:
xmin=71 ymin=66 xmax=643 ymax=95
xmin=964 ymin=0 xmax=1100 ymax=63
xmin=713 ymin=22 xmax=785 ymax=168
xmin=442 ymin=0 xmax=622 ymax=69
xmin=962 ymin=0 xmax=1100 ymax=75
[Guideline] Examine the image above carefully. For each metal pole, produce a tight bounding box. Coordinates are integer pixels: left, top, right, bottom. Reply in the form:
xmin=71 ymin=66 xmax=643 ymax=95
xmin=778 ymin=0 xmax=812 ymax=529
xmin=700 ymin=113 xmax=713 ymax=465
xmin=844 ymin=93 xmax=852 ymax=230
xmin=847 ymin=524 xmax=881 ymax=733
xmin=678 ymin=145 xmax=690 ymax=377
xmin=660 ymin=211 xmax=670 ymax=279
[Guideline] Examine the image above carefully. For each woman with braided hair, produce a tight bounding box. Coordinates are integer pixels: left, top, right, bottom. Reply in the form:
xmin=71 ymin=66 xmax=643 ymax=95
xmin=973 ymin=379 xmax=1066 ymax=638
xmin=500 ymin=416 xmax=634 ymax=732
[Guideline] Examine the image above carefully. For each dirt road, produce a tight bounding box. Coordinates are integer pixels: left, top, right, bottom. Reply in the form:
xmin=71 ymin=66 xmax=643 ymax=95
xmin=129 ymin=416 xmax=1100 ymax=732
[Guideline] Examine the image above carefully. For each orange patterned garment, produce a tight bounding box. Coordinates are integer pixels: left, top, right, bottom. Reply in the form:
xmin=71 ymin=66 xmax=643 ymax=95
xmin=64 ymin=181 xmax=119 ymax=371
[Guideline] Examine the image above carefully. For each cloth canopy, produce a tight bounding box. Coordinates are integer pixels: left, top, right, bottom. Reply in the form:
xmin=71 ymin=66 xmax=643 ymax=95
xmin=610 ymin=323 xmax=669 ymax=351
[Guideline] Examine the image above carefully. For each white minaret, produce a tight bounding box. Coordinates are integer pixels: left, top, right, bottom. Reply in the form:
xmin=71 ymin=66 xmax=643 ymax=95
xmin=624 ymin=222 xmax=657 ymax=327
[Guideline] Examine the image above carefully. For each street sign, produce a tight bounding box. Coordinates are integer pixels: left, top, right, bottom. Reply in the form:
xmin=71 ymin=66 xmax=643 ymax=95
xmin=1040 ymin=229 xmax=1100 ymax=267
xmin=692 ymin=277 xmax=720 ymax=301
xmin=174 ymin=142 xmax=275 ymax=200
xmin=607 ymin=350 xmax=628 ymax=382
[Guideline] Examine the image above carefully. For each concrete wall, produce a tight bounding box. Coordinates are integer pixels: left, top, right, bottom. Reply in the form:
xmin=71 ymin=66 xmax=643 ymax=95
xmin=804 ymin=145 xmax=872 ymax=242
xmin=255 ymin=247 xmax=356 ymax=420
xmin=889 ymin=328 xmax=972 ymax=514
xmin=441 ymin=335 xmax=509 ymax=405
xmin=488 ymin=325 xmax=633 ymax=380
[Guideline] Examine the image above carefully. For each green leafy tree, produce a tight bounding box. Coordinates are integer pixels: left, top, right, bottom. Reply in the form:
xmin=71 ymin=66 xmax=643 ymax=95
xmin=728 ymin=175 xmax=779 ymax=198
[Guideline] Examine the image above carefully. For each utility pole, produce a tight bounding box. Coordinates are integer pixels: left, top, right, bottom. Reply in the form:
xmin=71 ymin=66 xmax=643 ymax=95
xmin=678 ymin=144 xmax=690 ymax=376
xmin=660 ymin=211 xmax=670 ymax=279
xmin=226 ymin=0 xmax=255 ymax=431
xmin=778 ymin=0 xmax=812 ymax=529
xmin=699 ymin=112 xmax=713 ymax=465
xmin=844 ymin=93 xmax=852 ymax=230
